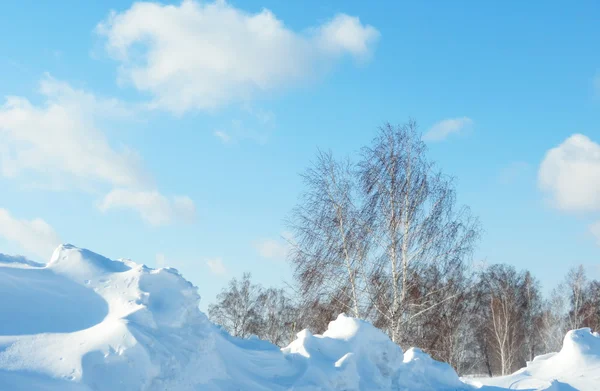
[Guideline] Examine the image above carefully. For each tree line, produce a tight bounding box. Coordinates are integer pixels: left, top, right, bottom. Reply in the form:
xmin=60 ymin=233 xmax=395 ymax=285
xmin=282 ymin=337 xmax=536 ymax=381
xmin=208 ymin=121 xmax=600 ymax=377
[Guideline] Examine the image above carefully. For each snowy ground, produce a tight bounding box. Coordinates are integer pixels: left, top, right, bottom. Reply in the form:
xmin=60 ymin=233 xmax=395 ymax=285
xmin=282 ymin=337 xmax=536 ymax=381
xmin=0 ymin=245 xmax=597 ymax=390
xmin=463 ymin=329 xmax=600 ymax=391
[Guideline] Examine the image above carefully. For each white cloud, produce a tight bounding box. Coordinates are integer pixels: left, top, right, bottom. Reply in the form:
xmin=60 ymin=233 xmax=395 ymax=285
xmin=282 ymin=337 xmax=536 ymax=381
xmin=0 ymin=76 xmax=197 ymax=226
xmin=206 ymin=257 xmax=227 ymax=276
xmin=317 ymin=14 xmax=378 ymax=58
xmin=423 ymin=117 xmax=474 ymax=142
xmin=98 ymin=189 xmax=196 ymax=226
xmin=97 ymin=1 xmax=379 ymax=114
xmin=0 ymin=208 xmax=61 ymax=260
xmin=214 ymin=130 xmax=231 ymax=143
xmin=0 ymin=75 xmax=147 ymax=190
xmin=538 ymin=134 xmax=600 ymax=212
xmin=254 ymin=231 xmax=293 ymax=261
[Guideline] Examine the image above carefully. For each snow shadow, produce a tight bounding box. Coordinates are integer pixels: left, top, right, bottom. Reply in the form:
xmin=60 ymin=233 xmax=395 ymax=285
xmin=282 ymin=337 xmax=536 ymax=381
xmin=0 ymin=268 xmax=108 ymax=336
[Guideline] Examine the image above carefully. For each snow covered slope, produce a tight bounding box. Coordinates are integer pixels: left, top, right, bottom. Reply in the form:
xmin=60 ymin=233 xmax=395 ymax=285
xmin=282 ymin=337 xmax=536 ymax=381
xmin=0 ymin=245 xmax=597 ymax=390
xmin=465 ymin=328 xmax=600 ymax=391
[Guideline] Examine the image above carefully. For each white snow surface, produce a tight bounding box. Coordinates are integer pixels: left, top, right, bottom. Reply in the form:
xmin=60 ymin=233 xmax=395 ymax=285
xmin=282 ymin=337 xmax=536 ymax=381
xmin=0 ymin=245 xmax=597 ymax=390
xmin=464 ymin=328 xmax=600 ymax=391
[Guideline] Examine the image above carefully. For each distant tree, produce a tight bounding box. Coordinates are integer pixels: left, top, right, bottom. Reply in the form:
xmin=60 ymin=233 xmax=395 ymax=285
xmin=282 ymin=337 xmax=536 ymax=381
xmin=288 ymin=150 xmax=367 ymax=319
xmin=408 ymin=261 xmax=481 ymax=375
xmin=293 ymin=286 xmax=354 ymax=335
xmin=562 ymin=265 xmax=600 ymax=331
xmin=259 ymin=287 xmax=298 ymax=347
xmin=208 ymin=274 xmax=299 ymax=347
xmin=538 ymin=287 xmax=567 ymax=353
xmin=208 ymin=273 xmax=265 ymax=339
xmin=585 ymin=280 xmax=600 ymax=331
xmin=479 ymin=264 xmax=526 ymax=376
xmin=565 ymin=265 xmax=589 ymax=330
xmin=520 ymin=271 xmax=543 ymax=361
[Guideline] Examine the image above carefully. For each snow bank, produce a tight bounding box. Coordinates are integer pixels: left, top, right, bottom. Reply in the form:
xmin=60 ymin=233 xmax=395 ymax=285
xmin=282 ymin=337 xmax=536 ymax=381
xmin=465 ymin=328 xmax=600 ymax=391
xmin=0 ymin=245 xmax=597 ymax=390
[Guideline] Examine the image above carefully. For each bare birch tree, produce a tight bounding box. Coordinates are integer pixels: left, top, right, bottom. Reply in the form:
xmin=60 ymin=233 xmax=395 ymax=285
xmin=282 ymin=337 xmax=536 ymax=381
xmin=520 ymin=271 xmax=542 ymax=361
xmin=586 ymin=280 xmax=600 ymax=331
xmin=480 ymin=264 xmax=525 ymax=376
xmin=565 ymin=265 xmax=590 ymax=330
xmin=208 ymin=273 xmax=265 ymax=338
xmin=209 ymin=274 xmax=299 ymax=346
xmin=359 ymin=121 xmax=480 ymax=343
xmin=288 ymin=150 xmax=367 ymax=318
xmin=259 ymin=287 xmax=298 ymax=346
xmin=539 ymin=288 xmax=567 ymax=353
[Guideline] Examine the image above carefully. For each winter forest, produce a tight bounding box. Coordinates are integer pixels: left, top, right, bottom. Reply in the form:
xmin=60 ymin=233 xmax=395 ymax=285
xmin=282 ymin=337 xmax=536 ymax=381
xmin=208 ymin=121 xmax=600 ymax=378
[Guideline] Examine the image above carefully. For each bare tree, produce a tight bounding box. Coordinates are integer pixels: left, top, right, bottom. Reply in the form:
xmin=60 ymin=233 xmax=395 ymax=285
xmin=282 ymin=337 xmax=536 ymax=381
xmin=208 ymin=273 xmax=266 ymax=339
xmin=288 ymin=150 xmax=367 ymax=318
xmin=565 ymin=265 xmax=591 ymax=330
xmin=479 ymin=264 xmax=526 ymax=376
xmin=359 ymin=121 xmax=480 ymax=343
xmin=586 ymin=280 xmax=600 ymax=331
xmin=520 ymin=271 xmax=542 ymax=361
xmin=538 ymin=288 xmax=568 ymax=353
xmin=399 ymin=260 xmax=482 ymax=375
xmin=209 ymin=274 xmax=301 ymax=347
xmin=259 ymin=287 xmax=298 ymax=347
xmin=293 ymin=288 xmax=352 ymax=335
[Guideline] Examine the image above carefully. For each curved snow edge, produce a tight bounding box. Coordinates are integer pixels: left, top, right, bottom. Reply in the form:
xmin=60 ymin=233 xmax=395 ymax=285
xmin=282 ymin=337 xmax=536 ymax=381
xmin=0 ymin=245 xmax=482 ymax=390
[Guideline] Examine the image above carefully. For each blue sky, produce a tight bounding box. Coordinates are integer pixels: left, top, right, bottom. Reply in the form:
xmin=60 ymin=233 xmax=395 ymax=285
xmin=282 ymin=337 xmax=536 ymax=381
xmin=1 ymin=0 xmax=599 ymax=309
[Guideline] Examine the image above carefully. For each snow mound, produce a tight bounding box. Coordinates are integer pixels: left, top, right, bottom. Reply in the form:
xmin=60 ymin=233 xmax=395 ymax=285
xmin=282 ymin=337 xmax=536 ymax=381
xmin=283 ymin=315 xmax=405 ymax=389
xmin=0 ymin=244 xmax=595 ymax=390
xmin=559 ymin=328 xmax=600 ymax=367
xmin=282 ymin=315 xmax=465 ymax=390
xmin=466 ymin=328 xmax=600 ymax=390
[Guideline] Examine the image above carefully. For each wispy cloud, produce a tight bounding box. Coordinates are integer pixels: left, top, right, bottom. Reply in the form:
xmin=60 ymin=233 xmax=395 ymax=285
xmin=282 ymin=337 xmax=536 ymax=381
xmin=98 ymin=189 xmax=196 ymax=226
xmin=97 ymin=0 xmax=379 ymax=114
xmin=0 ymin=208 xmax=61 ymax=260
xmin=0 ymin=75 xmax=147 ymax=190
xmin=423 ymin=117 xmax=473 ymax=142
xmin=0 ymin=75 xmax=196 ymax=226
xmin=254 ymin=231 xmax=293 ymax=261
xmin=213 ymin=108 xmax=277 ymax=145
xmin=214 ymin=130 xmax=232 ymax=144
xmin=206 ymin=257 xmax=227 ymax=276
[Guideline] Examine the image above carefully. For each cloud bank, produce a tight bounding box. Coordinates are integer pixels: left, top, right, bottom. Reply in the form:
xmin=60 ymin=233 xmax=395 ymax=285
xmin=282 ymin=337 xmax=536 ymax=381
xmin=97 ymin=0 xmax=379 ymax=113
xmin=0 ymin=76 xmax=196 ymax=226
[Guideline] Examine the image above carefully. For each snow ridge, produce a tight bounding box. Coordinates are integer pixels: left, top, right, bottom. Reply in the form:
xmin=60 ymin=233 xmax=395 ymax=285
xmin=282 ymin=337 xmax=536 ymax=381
xmin=0 ymin=245 xmax=597 ymax=390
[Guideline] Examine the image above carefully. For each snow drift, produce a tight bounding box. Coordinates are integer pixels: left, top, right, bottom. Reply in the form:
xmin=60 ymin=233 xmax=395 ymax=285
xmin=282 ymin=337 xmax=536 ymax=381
xmin=0 ymin=245 xmax=597 ymax=390
xmin=465 ymin=327 xmax=600 ymax=391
